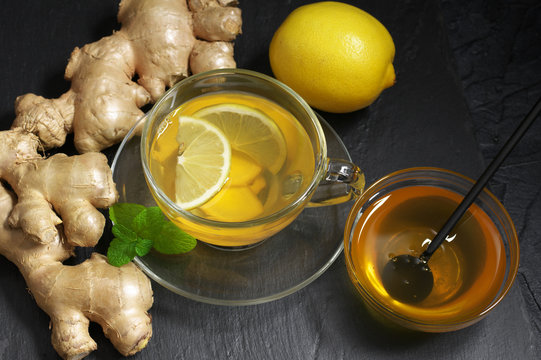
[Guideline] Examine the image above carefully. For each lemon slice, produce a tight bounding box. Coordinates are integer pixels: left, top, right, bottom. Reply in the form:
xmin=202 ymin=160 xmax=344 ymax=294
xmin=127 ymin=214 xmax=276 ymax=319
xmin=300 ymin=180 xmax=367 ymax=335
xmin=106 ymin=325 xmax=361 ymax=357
xmin=192 ymin=103 xmax=287 ymax=174
xmin=175 ymin=116 xmax=231 ymax=210
xmin=200 ymin=186 xmax=264 ymax=222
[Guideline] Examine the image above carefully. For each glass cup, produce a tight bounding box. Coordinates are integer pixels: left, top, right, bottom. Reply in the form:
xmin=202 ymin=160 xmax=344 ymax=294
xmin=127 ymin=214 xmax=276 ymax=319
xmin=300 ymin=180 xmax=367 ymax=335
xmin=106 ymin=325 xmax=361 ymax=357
xmin=141 ymin=68 xmax=365 ymax=247
xmin=344 ymin=167 xmax=519 ymax=332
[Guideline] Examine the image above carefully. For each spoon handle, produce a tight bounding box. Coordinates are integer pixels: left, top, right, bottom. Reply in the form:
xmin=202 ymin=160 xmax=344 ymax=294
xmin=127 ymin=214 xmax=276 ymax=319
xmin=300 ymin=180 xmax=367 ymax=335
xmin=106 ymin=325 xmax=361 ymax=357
xmin=422 ymin=97 xmax=541 ymax=260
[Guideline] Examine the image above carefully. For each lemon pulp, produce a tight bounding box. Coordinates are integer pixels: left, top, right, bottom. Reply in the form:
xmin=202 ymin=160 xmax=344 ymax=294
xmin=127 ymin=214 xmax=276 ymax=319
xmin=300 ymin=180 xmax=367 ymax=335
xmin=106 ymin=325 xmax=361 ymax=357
xmin=192 ymin=103 xmax=287 ymax=174
xmin=174 ymin=116 xmax=231 ymax=210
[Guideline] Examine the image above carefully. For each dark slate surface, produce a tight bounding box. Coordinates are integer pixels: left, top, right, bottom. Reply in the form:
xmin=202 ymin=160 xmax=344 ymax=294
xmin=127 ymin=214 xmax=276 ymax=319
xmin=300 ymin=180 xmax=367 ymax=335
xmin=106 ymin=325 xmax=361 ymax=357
xmin=0 ymin=0 xmax=540 ymax=359
xmin=440 ymin=1 xmax=541 ymax=341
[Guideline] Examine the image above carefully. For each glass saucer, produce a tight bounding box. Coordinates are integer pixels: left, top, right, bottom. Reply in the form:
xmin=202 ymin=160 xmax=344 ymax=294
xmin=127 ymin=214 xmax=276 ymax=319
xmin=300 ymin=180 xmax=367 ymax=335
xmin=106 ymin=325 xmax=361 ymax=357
xmin=111 ymin=114 xmax=353 ymax=305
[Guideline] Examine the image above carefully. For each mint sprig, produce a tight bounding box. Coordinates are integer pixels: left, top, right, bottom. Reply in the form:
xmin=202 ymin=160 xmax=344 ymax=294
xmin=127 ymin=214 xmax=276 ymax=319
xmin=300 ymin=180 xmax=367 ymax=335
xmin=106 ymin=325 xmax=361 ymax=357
xmin=107 ymin=203 xmax=197 ymax=267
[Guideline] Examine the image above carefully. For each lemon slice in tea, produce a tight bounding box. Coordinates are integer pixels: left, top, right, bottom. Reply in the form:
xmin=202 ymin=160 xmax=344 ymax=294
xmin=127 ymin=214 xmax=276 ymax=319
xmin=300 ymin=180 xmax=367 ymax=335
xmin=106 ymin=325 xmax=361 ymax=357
xmin=175 ymin=116 xmax=232 ymax=210
xmin=192 ymin=103 xmax=287 ymax=174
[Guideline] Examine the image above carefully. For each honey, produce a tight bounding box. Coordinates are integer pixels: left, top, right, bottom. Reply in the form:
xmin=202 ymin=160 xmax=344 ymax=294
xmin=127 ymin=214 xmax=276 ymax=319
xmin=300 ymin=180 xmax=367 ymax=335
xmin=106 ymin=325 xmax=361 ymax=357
xmin=349 ymin=185 xmax=506 ymax=323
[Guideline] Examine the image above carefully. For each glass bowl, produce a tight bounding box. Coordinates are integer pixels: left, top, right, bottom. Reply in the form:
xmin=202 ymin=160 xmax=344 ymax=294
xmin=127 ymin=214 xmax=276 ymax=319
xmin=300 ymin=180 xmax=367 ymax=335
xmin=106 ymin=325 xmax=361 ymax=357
xmin=344 ymin=167 xmax=519 ymax=332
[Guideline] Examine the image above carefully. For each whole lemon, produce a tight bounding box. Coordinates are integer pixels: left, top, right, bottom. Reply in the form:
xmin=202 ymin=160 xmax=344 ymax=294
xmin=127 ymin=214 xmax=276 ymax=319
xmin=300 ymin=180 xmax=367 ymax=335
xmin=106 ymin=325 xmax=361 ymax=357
xmin=269 ymin=1 xmax=396 ymax=113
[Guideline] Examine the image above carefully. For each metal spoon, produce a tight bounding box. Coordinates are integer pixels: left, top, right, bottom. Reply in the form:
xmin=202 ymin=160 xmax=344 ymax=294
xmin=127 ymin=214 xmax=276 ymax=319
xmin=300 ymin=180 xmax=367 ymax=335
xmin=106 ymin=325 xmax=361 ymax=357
xmin=382 ymin=97 xmax=541 ymax=304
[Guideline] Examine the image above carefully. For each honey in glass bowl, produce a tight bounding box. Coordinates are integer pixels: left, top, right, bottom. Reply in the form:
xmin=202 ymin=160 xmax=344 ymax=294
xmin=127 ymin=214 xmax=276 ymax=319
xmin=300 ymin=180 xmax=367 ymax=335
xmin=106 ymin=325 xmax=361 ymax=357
xmin=344 ymin=168 xmax=519 ymax=332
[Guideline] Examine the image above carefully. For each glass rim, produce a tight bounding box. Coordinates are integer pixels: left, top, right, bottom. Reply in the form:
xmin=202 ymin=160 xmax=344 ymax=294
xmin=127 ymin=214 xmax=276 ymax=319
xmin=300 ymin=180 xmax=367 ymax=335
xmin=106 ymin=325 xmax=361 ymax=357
xmin=140 ymin=68 xmax=328 ymax=229
xmin=343 ymin=166 xmax=520 ymax=331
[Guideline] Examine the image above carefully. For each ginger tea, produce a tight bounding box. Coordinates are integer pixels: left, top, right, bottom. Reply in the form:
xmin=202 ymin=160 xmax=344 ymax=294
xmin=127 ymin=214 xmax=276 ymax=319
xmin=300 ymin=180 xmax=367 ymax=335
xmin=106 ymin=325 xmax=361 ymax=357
xmin=149 ymin=91 xmax=316 ymax=246
xmin=349 ymin=185 xmax=506 ymax=324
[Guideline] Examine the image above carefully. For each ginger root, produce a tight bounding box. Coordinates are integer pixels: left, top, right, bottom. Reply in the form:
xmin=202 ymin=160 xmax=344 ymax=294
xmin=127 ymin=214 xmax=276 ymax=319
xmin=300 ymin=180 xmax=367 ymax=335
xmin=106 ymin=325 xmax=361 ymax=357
xmin=190 ymin=0 xmax=242 ymax=41
xmin=0 ymin=128 xmax=153 ymax=359
xmin=1 ymin=1 xmax=244 ymax=357
xmin=12 ymin=0 xmax=242 ymax=153
xmin=0 ymin=184 xmax=153 ymax=360
xmin=0 ymin=129 xmax=118 ymax=247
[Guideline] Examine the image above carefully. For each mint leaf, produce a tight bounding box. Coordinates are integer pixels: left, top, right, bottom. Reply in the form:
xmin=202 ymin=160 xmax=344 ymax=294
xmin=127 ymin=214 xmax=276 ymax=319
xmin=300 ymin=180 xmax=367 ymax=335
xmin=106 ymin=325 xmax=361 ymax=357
xmin=110 ymin=203 xmax=145 ymax=227
xmin=135 ymin=238 xmax=153 ymax=257
xmin=153 ymin=221 xmax=197 ymax=254
xmin=107 ymin=237 xmax=137 ymax=267
xmin=131 ymin=206 xmax=197 ymax=255
xmin=133 ymin=207 xmax=165 ymax=239
xmin=106 ymin=203 xmax=197 ymax=266
xmin=112 ymin=223 xmax=137 ymax=242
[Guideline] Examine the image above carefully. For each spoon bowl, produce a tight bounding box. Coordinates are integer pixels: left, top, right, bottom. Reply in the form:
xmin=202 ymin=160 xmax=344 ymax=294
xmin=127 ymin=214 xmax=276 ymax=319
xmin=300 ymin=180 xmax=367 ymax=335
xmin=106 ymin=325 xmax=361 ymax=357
xmin=382 ymin=254 xmax=433 ymax=303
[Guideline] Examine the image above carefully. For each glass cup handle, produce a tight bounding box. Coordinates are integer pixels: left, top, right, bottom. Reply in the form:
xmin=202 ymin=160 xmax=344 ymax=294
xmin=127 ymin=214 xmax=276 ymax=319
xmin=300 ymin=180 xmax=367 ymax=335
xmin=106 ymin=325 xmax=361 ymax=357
xmin=307 ymin=158 xmax=365 ymax=207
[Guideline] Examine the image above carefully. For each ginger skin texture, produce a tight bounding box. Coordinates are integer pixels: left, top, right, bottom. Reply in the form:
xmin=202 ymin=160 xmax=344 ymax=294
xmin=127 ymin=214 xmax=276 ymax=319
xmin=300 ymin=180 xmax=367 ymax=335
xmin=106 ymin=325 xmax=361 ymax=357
xmin=0 ymin=128 xmax=153 ymax=359
xmin=1 ymin=1 xmax=243 ymax=357
xmin=0 ymin=185 xmax=153 ymax=360
xmin=0 ymin=129 xmax=118 ymax=247
xmin=11 ymin=0 xmax=242 ymax=153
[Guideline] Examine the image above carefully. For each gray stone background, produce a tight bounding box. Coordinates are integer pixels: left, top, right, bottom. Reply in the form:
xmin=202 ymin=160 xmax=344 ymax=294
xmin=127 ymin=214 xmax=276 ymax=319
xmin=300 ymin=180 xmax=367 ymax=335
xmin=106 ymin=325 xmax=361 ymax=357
xmin=441 ymin=0 xmax=541 ymax=334
xmin=0 ymin=0 xmax=540 ymax=359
